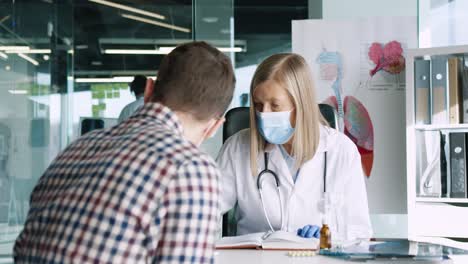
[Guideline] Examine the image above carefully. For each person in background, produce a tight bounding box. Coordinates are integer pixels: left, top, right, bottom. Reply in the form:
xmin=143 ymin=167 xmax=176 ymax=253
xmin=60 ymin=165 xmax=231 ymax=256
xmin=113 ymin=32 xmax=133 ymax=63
xmin=117 ymin=75 xmax=147 ymax=123
xmin=14 ymin=41 xmax=235 ymax=263
xmin=240 ymin=93 xmax=249 ymax=107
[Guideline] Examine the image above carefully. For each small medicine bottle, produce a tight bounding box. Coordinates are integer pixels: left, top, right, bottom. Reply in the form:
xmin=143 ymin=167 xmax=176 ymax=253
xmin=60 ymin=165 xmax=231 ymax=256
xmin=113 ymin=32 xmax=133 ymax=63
xmin=319 ymin=219 xmax=331 ymax=249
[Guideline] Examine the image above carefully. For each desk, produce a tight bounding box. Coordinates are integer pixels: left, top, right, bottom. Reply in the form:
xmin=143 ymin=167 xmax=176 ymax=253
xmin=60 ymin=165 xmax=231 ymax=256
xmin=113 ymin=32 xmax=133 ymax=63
xmin=215 ymin=250 xmax=468 ymax=264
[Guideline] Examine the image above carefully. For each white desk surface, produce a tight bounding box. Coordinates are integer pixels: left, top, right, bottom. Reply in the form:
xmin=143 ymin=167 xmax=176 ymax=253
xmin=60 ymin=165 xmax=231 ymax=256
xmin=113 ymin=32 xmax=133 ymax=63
xmin=215 ymin=249 xmax=468 ymax=264
xmin=2 ymin=242 xmax=468 ymax=263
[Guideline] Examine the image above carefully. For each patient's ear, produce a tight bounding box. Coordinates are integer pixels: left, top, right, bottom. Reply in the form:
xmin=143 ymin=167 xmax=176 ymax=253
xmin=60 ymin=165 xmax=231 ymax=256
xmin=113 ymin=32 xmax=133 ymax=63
xmin=144 ymin=78 xmax=155 ymax=103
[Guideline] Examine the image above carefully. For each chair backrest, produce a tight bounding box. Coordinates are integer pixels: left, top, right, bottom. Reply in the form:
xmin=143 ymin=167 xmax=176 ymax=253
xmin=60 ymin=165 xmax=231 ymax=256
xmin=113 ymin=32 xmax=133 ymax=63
xmin=223 ymin=107 xmax=250 ymax=143
xmin=221 ymin=104 xmax=337 ymax=236
xmin=318 ymin=104 xmax=337 ymax=129
xmin=222 ymin=104 xmax=337 ymax=143
xmin=81 ymin=118 xmax=105 ymax=136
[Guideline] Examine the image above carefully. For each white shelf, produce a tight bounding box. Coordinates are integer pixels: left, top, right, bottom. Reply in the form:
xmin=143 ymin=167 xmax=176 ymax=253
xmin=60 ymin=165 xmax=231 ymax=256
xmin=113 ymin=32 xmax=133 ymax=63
xmin=416 ymin=197 xmax=468 ymax=204
xmin=409 ymin=235 xmax=468 ymax=250
xmin=414 ymin=124 xmax=468 ymax=131
xmin=407 ymin=45 xmax=468 ymax=241
xmin=407 ymin=44 xmax=468 ymax=57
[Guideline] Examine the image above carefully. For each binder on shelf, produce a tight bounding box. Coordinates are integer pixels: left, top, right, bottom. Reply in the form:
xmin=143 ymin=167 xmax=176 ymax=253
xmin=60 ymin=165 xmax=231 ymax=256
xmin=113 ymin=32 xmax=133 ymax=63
xmin=440 ymin=132 xmax=448 ymax=197
xmin=462 ymin=56 xmax=468 ymax=123
xmin=417 ymin=131 xmax=442 ymax=197
xmin=415 ymin=59 xmax=431 ymax=124
xmin=448 ymin=57 xmax=462 ymax=124
xmin=449 ymin=132 xmax=467 ymax=198
xmin=431 ymin=56 xmax=449 ymax=124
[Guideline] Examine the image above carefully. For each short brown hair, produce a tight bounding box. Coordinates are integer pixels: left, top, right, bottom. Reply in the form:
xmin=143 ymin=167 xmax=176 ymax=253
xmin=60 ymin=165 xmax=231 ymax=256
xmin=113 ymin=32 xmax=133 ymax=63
xmin=151 ymin=41 xmax=236 ymax=121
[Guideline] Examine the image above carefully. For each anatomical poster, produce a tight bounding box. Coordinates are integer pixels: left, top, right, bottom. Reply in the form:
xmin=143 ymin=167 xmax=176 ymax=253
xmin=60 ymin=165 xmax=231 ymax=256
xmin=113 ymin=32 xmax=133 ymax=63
xmin=292 ymin=17 xmax=417 ymax=214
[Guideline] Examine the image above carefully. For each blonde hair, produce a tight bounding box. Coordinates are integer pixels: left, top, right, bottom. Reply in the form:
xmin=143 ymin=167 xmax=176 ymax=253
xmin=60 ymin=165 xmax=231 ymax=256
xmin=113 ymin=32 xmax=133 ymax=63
xmin=249 ymin=53 xmax=327 ymax=176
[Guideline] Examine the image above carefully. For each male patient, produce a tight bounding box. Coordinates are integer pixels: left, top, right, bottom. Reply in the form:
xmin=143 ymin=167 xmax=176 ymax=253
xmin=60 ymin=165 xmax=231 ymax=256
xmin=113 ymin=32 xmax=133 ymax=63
xmin=14 ymin=42 xmax=235 ymax=263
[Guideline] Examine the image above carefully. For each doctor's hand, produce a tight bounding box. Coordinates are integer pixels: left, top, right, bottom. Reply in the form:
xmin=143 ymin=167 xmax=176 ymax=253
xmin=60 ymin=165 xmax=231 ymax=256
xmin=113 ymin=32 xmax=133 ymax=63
xmin=297 ymin=225 xmax=320 ymax=238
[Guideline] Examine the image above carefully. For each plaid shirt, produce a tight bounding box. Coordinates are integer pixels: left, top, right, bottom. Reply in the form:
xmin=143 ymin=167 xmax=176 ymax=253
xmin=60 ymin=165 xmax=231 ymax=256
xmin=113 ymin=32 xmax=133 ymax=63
xmin=14 ymin=103 xmax=220 ymax=263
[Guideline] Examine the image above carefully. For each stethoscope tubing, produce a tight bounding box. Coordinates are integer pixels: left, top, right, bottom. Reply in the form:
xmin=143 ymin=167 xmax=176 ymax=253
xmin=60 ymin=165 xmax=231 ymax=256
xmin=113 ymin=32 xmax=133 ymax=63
xmin=256 ymin=152 xmax=280 ymax=190
xmin=257 ymin=149 xmax=327 ymax=232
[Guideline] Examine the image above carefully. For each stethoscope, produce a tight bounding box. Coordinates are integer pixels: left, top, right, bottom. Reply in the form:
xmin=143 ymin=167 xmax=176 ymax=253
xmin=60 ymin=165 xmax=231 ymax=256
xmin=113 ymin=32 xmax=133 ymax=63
xmin=257 ymin=150 xmax=328 ymax=232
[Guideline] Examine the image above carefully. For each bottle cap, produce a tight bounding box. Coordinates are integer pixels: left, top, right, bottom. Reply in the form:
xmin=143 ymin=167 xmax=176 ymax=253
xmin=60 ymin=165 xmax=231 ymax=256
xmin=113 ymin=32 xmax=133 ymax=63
xmin=322 ymin=214 xmax=328 ymax=225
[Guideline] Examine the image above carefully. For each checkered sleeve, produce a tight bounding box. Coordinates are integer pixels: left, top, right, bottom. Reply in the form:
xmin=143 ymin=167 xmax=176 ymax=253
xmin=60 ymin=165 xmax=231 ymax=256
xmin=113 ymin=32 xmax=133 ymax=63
xmin=152 ymin=157 xmax=220 ymax=264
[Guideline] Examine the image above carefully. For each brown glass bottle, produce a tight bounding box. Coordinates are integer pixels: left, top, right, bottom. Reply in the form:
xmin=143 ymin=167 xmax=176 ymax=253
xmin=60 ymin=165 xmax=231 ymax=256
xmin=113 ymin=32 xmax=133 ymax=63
xmin=319 ymin=224 xmax=332 ymax=249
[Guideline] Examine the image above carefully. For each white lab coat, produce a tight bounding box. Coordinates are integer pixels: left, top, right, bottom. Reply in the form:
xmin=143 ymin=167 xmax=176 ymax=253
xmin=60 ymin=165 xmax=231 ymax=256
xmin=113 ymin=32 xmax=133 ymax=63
xmin=216 ymin=125 xmax=373 ymax=241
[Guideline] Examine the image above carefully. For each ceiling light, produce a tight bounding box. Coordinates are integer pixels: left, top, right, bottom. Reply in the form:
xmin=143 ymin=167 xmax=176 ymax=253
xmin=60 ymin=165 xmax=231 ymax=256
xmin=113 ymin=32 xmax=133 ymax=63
xmin=89 ymin=0 xmax=165 ymax=20
xmin=121 ymin=13 xmax=190 ymax=33
xmin=8 ymin=90 xmax=28 ymax=95
xmin=220 ymin=28 xmax=230 ymax=34
xmin=202 ymin=17 xmax=219 ymax=23
xmin=218 ymin=47 xmax=243 ymax=52
xmin=91 ymin=61 xmax=103 ymax=66
xmin=158 ymin=47 xmax=174 ymax=53
xmin=103 ymin=49 xmax=167 ymax=55
xmin=75 ymin=77 xmax=131 ymax=83
xmin=75 ymin=76 xmax=157 ymax=83
xmin=0 ymin=46 xmax=29 ymax=51
xmin=5 ymin=65 xmax=11 ymax=71
xmin=5 ymin=49 xmax=51 ymax=54
xmin=18 ymin=53 xmax=39 ymax=66
xmin=0 ymin=15 xmax=10 ymax=23
xmin=43 ymin=55 xmax=50 ymax=60
xmin=62 ymin=37 xmax=72 ymax=46
xmin=160 ymin=46 xmax=243 ymax=53
xmin=103 ymin=46 xmax=243 ymax=55
xmin=0 ymin=51 xmax=7 ymax=60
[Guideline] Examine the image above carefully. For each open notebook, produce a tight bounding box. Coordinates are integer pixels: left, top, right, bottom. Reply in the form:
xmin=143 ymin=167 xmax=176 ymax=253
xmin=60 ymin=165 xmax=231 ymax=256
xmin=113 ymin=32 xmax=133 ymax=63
xmin=216 ymin=231 xmax=319 ymax=250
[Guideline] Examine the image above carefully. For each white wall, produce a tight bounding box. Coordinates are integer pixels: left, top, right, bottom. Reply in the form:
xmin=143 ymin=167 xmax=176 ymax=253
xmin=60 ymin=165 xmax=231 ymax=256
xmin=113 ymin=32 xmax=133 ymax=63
xmin=319 ymin=0 xmax=418 ymax=238
xmin=293 ymin=17 xmax=416 ymax=216
xmin=419 ymin=0 xmax=468 ymax=48
xmin=323 ymin=0 xmax=417 ymax=19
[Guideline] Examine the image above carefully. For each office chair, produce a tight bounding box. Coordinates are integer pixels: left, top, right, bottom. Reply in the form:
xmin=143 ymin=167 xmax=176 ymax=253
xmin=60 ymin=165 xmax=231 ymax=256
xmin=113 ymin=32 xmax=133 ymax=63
xmin=221 ymin=104 xmax=337 ymax=236
xmin=318 ymin=104 xmax=337 ymax=129
xmin=81 ymin=118 xmax=105 ymax=136
xmin=223 ymin=107 xmax=251 ymax=142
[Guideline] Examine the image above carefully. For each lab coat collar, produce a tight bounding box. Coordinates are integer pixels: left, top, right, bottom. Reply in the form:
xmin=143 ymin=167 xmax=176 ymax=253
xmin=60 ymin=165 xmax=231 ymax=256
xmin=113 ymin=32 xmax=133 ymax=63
xmin=258 ymin=143 xmax=293 ymax=186
xmin=316 ymin=124 xmax=332 ymax=153
xmin=260 ymin=124 xmax=332 ymax=187
xmin=269 ymin=145 xmax=295 ymax=187
xmin=264 ymin=124 xmax=331 ymax=153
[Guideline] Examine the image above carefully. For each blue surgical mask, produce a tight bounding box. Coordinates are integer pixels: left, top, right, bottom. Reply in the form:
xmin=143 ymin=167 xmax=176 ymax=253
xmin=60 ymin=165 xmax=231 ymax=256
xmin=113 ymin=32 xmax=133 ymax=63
xmin=256 ymin=110 xmax=295 ymax=145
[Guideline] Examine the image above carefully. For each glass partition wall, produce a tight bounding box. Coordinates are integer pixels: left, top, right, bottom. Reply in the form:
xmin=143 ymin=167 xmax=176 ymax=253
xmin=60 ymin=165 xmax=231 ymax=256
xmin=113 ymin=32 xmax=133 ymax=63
xmin=0 ymin=0 xmax=233 ymax=261
xmin=195 ymin=0 xmax=235 ymax=157
xmin=0 ymin=2 xmax=70 ymax=253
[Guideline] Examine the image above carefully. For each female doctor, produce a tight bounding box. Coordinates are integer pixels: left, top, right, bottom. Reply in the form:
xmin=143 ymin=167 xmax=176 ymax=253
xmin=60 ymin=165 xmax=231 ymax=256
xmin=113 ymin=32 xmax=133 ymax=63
xmin=217 ymin=53 xmax=372 ymax=241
